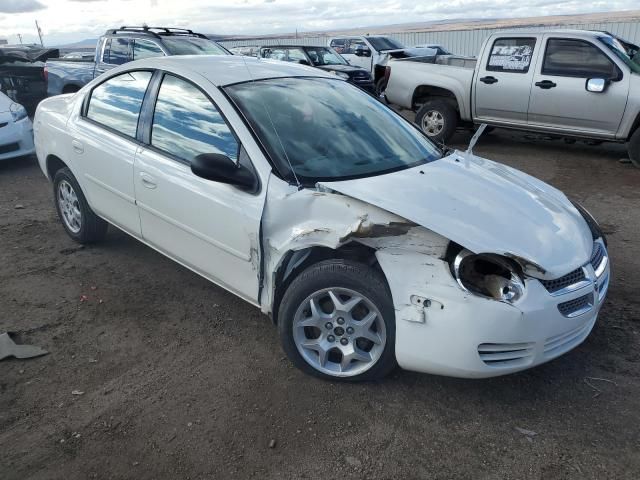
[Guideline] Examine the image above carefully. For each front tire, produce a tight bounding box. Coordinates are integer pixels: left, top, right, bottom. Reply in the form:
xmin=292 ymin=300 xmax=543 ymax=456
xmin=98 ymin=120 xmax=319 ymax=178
xmin=628 ymin=128 xmax=640 ymax=168
xmin=278 ymin=260 xmax=397 ymax=382
xmin=53 ymin=167 xmax=108 ymax=243
xmin=415 ymin=99 xmax=458 ymax=145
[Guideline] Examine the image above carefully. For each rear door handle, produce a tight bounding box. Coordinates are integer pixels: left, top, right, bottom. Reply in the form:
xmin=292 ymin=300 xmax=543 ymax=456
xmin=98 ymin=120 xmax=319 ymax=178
xmin=139 ymin=172 xmax=157 ymax=189
xmin=71 ymin=139 xmax=84 ymax=154
xmin=480 ymin=76 xmax=498 ymax=84
xmin=535 ymin=80 xmax=557 ymax=89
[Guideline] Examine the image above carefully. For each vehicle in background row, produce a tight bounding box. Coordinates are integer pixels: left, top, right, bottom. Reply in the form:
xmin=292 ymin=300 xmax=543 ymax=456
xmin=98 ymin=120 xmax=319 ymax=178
xmin=35 ymin=56 xmax=609 ymax=381
xmin=259 ymin=45 xmax=375 ymax=92
xmin=62 ymin=51 xmax=95 ymax=60
xmin=329 ymin=35 xmax=436 ymax=94
xmin=413 ymin=44 xmax=453 ymax=55
xmin=45 ymin=26 xmax=230 ymax=96
xmin=384 ymin=29 xmax=640 ymax=166
xmin=0 ymin=91 xmax=34 ymax=161
xmin=229 ymin=45 xmax=260 ymax=57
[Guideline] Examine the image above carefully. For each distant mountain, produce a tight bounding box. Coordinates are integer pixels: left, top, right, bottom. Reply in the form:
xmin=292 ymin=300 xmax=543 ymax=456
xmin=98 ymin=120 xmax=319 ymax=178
xmin=54 ymin=38 xmax=98 ymax=50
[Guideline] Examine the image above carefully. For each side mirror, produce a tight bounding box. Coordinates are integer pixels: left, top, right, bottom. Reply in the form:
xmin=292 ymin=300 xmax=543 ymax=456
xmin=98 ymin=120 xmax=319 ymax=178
xmin=354 ymin=45 xmax=371 ymax=57
xmin=586 ymin=78 xmax=607 ymax=93
xmin=191 ymin=153 xmax=258 ymax=192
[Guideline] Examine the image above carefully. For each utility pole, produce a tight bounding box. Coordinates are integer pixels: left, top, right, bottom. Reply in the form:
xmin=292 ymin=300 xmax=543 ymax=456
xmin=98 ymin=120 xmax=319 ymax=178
xmin=17 ymin=34 xmax=23 ymax=44
xmin=35 ymin=20 xmax=44 ymax=46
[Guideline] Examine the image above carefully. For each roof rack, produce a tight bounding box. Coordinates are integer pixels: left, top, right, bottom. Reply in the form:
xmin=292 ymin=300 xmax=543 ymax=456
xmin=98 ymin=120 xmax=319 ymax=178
xmin=106 ymin=26 xmax=209 ymax=39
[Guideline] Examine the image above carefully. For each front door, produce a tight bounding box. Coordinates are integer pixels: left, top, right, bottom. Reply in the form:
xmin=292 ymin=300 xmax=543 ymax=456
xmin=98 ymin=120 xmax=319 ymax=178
xmin=474 ymin=36 xmax=539 ymax=125
xmin=70 ymin=70 xmax=152 ymax=236
xmin=133 ymin=73 xmax=264 ymax=303
xmin=527 ymin=36 xmax=629 ymax=136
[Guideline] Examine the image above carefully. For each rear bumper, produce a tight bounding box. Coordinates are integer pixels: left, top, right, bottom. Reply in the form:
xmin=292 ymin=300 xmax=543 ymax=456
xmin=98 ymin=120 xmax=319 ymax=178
xmin=377 ymin=242 xmax=610 ymax=378
xmin=0 ymin=116 xmax=35 ymax=161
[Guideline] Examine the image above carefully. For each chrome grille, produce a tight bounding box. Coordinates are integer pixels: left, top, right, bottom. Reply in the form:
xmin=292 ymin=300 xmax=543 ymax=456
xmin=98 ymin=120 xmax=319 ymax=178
xmin=558 ymin=293 xmax=593 ymax=318
xmin=540 ymin=267 xmax=586 ymax=294
xmin=590 ymin=242 xmax=605 ymax=272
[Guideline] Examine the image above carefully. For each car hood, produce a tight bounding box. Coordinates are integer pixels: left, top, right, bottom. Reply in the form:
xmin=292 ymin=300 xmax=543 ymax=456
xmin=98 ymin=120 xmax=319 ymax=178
xmin=318 ymin=152 xmax=593 ymax=279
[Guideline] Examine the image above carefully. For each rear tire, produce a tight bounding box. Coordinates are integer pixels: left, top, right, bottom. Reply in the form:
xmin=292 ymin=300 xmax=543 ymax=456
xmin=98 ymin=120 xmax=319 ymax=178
xmin=628 ymin=128 xmax=640 ymax=168
xmin=53 ymin=167 xmax=108 ymax=243
xmin=278 ymin=259 xmax=397 ymax=382
xmin=416 ymin=99 xmax=457 ymax=145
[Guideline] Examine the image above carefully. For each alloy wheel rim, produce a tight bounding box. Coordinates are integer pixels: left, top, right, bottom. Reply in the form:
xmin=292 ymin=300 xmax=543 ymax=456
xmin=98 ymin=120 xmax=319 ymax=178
xmin=421 ymin=110 xmax=445 ymax=136
xmin=57 ymin=180 xmax=82 ymax=234
xmin=292 ymin=287 xmax=387 ymax=377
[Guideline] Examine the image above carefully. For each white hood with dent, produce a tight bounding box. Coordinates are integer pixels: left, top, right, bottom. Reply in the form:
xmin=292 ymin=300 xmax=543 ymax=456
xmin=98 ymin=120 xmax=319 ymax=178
xmin=319 ymin=153 xmax=593 ymax=279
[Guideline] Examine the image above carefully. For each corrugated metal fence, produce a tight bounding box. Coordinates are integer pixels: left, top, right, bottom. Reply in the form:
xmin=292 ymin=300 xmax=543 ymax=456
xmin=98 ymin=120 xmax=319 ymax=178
xmin=219 ymin=21 xmax=640 ymax=56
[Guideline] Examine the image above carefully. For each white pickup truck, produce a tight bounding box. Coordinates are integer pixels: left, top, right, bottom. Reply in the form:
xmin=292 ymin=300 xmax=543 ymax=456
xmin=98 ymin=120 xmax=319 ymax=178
xmin=384 ymin=29 xmax=640 ymax=166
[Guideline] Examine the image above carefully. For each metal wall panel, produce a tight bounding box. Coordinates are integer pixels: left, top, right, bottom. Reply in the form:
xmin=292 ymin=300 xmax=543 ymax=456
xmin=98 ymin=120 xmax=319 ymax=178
xmin=220 ymin=21 xmax=640 ymax=57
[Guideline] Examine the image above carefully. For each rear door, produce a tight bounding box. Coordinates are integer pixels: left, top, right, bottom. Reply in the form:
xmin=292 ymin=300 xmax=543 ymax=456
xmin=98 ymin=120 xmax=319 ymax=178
xmin=95 ymin=37 xmax=132 ymax=77
xmin=473 ymin=35 xmax=539 ymax=125
xmin=71 ymin=70 xmax=152 ymax=236
xmin=527 ymin=35 xmax=629 ymax=136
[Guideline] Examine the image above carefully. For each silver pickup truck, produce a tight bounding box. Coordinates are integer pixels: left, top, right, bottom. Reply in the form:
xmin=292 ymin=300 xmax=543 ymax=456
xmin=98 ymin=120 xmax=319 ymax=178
xmin=45 ymin=26 xmax=229 ymax=96
xmin=384 ymin=30 xmax=640 ymax=166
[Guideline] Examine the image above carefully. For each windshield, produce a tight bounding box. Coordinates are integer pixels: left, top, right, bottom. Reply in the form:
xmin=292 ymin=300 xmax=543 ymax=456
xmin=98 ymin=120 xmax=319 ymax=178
xmin=304 ymin=47 xmax=347 ymax=66
xmin=225 ymin=78 xmax=441 ymax=183
xmin=163 ymin=37 xmax=228 ymax=56
xmin=599 ymin=35 xmax=640 ymax=74
xmin=367 ymin=37 xmax=405 ymax=51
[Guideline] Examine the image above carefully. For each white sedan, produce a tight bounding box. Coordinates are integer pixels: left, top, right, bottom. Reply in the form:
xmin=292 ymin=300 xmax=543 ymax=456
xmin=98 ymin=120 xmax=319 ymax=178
xmin=34 ymin=56 xmax=609 ymax=381
xmin=0 ymin=91 xmax=35 ymax=161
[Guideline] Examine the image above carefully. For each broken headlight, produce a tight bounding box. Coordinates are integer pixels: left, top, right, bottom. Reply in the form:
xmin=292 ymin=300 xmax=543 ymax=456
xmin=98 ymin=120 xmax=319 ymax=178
xmin=452 ymin=250 xmax=525 ymax=303
xmin=10 ymin=102 xmax=28 ymax=122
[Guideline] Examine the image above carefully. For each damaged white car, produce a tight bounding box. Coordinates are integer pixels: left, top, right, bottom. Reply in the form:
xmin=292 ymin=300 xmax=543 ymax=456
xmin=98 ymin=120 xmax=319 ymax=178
xmin=34 ymin=56 xmax=610 ymax=381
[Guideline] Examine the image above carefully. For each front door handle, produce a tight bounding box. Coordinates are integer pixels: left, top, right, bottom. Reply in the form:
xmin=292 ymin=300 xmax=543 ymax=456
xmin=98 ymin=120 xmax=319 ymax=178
xmin=535 ymin=80 xmax=557 ymax=89
xmin=71 ymin=139 xmax=84 ymax=154
xmin=480 ymin=76 xmax=498 ymax=84
xmin=139 ymin=172 xmax=157 ymax=189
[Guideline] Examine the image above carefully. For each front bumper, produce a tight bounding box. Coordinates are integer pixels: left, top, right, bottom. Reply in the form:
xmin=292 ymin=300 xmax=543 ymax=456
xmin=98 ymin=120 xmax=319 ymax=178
xmin=0 ymin=116 xmax=35 ymax=161
xmin=377 ymin=240 xmax=610 ymax=378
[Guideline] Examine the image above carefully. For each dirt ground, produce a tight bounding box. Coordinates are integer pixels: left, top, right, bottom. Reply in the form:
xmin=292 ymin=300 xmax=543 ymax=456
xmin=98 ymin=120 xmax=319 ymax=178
xmin=1 ymin=127 xmax=640 ymax=480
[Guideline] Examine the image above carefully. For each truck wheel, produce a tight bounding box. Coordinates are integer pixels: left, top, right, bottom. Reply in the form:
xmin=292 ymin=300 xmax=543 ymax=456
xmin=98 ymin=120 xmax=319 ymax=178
xmin=53 ymin=167 xmax=108 ymax=243
xmin=416 ymin=99 xmax=457 ymax=144
xmin=375 ymin=78 xmax=388 ymax=100
xmin=278 ymin=259 xmax=397 ymax=382
xmin=628 ymin=128 xmax=640 ymax=168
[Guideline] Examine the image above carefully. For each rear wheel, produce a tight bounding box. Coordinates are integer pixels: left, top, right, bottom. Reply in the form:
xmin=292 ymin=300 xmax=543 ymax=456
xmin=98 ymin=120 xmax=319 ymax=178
xmin=628 ymin=128 xmax=640 ymax=168
xmin=53 ymin=167 xmax=108 ymax=243
xmin=278 ymin=260 xmax=396 ymax=381
xmin=416 ymin=99 xmax=457 ymax=144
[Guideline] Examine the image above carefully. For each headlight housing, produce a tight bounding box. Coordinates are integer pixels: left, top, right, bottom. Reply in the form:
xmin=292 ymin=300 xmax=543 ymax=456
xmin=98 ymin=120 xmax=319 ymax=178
xmin=10 ymin=102 xmax=28 ymax=122
xmin=330 ymin=71 xmax=350 ymax=80
xmin=452 ymin=249 xmax=525 ymax=303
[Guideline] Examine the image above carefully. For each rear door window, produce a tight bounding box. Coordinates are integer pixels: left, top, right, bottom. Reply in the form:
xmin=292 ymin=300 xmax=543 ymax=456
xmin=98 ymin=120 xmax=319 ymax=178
xmin=542 ymin=38 xmax=618 ymax=78
xmin=486 ymin=37 xmax=536 ymax=73
xmin=105 ymin=38 xmax=131 ymax=65
xmin=86 ymin=70 xmax=152 ymax=138
xmin=133 ymin=39 xmax=165 ymax=60
xmin=346 ymin=38 xmax=366 ymax=54
xmin=151 ymin=74 xmax=238 ymax=163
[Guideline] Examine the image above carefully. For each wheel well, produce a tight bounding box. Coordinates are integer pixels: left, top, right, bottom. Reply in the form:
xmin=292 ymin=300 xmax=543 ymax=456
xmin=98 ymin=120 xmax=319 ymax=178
xmin=270 ymin=242 xmax=382 ymax=324
xmin=413 ymin=85 xmax=459 ymax=113
xmin=373 ymin=64 xmax=387 ymax=83
xmin=628 ymin=112 xmax=640 ymax=141
xmin=46 ymin=155 xmax=67 ymax=180
xmin=62 ymin=84 xmax=80 ymax=94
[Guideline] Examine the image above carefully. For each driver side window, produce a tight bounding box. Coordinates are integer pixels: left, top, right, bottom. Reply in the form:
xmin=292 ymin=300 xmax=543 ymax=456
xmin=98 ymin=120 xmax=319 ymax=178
xmin=346 ymin=39 xmax=366 ymax=54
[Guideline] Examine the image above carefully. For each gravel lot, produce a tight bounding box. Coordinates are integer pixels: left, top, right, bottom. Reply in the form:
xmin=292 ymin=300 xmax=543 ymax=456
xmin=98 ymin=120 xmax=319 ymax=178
xmin=1 ymin=127 xmax=639 ymax=480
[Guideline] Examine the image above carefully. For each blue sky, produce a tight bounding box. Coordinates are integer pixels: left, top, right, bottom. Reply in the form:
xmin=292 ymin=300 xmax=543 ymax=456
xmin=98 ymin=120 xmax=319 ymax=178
xmin=0 ymin=0 xmax=637 ymax=46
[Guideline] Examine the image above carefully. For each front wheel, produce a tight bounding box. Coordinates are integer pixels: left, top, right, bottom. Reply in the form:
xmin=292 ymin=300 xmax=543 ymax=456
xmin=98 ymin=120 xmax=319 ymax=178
xmin=278 ymin=260 xmax=397 ymax=381
xmin=628 ymin=128 xmax=640 ymax=168
xmin=415 ymin=99 xmax=458 ymax=144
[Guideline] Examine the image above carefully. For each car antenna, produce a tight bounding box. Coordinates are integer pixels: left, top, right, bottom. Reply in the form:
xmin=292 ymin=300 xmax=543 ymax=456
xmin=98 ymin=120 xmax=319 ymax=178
xmin=466 ymin=123 xmax=487 ymax=155
xmin=238 ymin=55 xmax=303 ymax=190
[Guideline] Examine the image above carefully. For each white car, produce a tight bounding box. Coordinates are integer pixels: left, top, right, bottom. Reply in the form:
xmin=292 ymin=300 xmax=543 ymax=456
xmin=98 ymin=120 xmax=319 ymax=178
xmin=0 ymin=91 xmax=35 ymax=161
xmin=34 ymin=56 xmax=610 ymax=381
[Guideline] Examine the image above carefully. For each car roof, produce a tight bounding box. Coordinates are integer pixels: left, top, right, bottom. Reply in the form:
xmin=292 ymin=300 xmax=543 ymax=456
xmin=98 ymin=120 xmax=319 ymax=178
xmin=120 ymin=55 xmax=333 ymax=86
xmin=491 ymin=29 xmax=604 ymax=37
xmin=259 ymin=45 xmax=329 ymax=49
